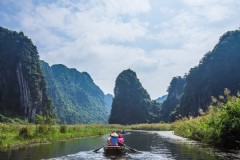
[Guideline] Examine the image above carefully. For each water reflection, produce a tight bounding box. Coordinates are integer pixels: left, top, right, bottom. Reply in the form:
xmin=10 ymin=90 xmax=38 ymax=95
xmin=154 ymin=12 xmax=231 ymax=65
xmin=0 ymin=131 xmax=237 ymax=160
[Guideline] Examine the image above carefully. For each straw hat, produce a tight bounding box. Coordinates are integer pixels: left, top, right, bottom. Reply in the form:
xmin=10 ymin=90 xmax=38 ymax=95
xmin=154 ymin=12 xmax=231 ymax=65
xmin=110 ymin=132 xmax=118 ymax=137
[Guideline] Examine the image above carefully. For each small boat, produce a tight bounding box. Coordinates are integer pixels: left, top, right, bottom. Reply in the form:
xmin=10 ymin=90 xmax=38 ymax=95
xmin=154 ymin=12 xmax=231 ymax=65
xmin=104 ymin=145 xmax=126 ymax=155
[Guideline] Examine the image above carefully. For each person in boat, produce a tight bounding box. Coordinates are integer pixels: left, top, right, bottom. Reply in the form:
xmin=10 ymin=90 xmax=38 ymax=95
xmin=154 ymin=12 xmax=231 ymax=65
xmin=108 ymin=132 xmax=119 ymax=146
xmin=118 ymin=134 xmax=124 ymax=146
xmin=119 ymin=129 xmax=126 ymax=134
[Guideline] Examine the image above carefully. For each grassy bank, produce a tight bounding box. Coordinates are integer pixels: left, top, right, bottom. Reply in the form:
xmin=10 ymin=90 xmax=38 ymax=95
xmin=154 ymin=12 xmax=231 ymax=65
xmin=130 ymin=95 xmax=240 ymax=149
xmin=0 ymin=123 xmax=123 ymax=151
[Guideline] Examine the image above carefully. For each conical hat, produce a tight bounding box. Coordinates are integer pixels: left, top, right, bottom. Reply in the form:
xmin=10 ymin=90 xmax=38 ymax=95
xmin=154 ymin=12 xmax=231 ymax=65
xmin=110 ymin=132 xmax=118 ymax=137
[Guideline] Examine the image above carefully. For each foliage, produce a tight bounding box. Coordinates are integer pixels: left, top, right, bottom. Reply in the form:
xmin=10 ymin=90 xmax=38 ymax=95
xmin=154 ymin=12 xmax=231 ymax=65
xmin=36 ymin=125 xmax=57 ymax=134
xmin=104 ymin=94 xmax=113 ymax=113
xmin=130 ymin=92 xmax=240 ymax=149
xmin=160 ymin=29 xmax=240 ymax=122
xmin=208 ymin=91 xmax=240 ymax=148
xmin=60 ymin=125 xmax=67 ymax=133
xmin=0 ymin=123 xmax=123 ymax=151
xmin=34 ymin=114 xmax=45 ymax=125
xmin=178 ymin=29 xmax=240 ymax=118
xmin=18 ymin=126 xmax=31 ymax=139
xmin=40 ymin=61 xmax=109 ymax=124
xmin=0 ymin=26 xmax=53 ymax=121
xmin=160 ymin=76 xmax=186 ymax=122
xmin=109 ymin=69 xmax=161 ymax=124
xmin=0 ymin=114 xmax=28 ymax=124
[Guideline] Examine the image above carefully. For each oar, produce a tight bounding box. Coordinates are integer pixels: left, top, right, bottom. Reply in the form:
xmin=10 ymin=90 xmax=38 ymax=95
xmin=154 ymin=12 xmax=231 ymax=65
xmin=119 ymin=142 xmax=139 ymax=153
xmin=93 ymin=144 xmax=107 ymax=152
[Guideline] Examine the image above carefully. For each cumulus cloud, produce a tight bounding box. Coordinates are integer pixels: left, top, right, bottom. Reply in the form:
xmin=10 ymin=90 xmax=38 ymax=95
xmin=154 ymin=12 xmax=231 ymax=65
xmin=0 ymin=0 xmax=239 ymax=99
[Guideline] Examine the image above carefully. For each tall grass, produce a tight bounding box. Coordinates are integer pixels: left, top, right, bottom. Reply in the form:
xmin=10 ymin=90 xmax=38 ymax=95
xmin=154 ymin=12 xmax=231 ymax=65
xmin=0 ymin=123 xmax=123 ymax=151
xmin=129 ymin=93 xmax=240 ymax=149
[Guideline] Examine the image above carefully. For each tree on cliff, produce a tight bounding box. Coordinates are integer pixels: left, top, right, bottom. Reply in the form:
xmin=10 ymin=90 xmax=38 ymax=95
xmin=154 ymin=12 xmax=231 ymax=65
xmin=160 ymin=76 xmax=186 ymax=122
xmin=109 ymin=69 xmax=152 ymax=124
xmin=177 ymin=29 xmax=240 ymax=118
xmin=159 ymin=29 xmax=240 ymax=122
xmin=41 ymin=61 xmax=109 ymax=124
xmin=0 ymin=26 xmax=54 ymax=121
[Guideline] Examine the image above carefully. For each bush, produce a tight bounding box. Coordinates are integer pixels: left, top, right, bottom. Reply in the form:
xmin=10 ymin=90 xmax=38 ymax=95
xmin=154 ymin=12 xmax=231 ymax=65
xmin=213 ymin=96 xmax=240 ymax=148
xmin=19 ymin=126 xmax=31 ymax=138
xmin=60 ymin=125 xmax=67 ymax=133
xmin=36 ymin=125 xmax=56 ymax=134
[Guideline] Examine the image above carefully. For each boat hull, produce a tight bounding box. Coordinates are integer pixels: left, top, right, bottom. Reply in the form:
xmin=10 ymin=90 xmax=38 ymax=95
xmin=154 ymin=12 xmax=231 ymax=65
xmin=104 ymin=146 xmax=125 ymax=155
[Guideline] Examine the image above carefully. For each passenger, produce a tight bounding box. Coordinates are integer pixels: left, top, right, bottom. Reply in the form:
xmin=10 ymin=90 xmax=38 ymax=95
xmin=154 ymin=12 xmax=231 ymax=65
xmin=107 ymin=134 xmax=111 ymax=145
xmin=118 ymin=134 xmax=124 ymax=145
xmin=119 ymin=129 xmax=122 ymax=134
xmin=109 ymin=132 xmax=118 ymax=146
xmin=122 ymin=129 xmax=126 ymax=134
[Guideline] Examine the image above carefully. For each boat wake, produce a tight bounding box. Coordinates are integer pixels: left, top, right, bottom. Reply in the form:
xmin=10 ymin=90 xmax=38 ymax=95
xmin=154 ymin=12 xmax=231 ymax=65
xmin=46 ymin=151 xmax=105 ymax=160
xmin=46 ymin=150 xmax=174 ymax=160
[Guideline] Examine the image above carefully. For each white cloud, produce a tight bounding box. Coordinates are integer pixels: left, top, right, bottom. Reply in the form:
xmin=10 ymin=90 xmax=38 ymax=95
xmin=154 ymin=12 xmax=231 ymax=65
xmin=0 ymin=0 xmax=239 ymax=99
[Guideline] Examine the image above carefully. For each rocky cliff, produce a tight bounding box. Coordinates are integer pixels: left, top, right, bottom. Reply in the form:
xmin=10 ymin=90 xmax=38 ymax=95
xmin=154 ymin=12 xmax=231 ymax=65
xmin=109 ymin=69 xmax=153 ymax=124
xmin=41 ymin=61 xmax=109 ymax=124
xmin=0 ymin=27 xmax=50 ymax=121
xmin=160 ymin=29 xmax=240 ymax=121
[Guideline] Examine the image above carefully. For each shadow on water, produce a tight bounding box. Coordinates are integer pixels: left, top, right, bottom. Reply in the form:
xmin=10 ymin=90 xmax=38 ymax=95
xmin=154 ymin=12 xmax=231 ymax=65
xmin=0 ymin=131 xmax=239 ymax=160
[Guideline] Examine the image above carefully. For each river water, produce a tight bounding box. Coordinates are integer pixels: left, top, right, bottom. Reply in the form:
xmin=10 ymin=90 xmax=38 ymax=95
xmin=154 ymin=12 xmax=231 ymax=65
xmin=1 ymin=131 xmax=239 ymax=160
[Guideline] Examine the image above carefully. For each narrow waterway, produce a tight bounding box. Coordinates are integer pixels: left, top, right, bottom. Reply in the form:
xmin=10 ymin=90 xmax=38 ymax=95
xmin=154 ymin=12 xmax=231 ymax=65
xmin=1 ymin=131 xmax=239 ymax=160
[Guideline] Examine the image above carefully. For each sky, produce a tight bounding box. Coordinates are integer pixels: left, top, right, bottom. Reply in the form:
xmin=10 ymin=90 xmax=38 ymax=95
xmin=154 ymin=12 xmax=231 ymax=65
xmin=0 ymin=0 xmax=240 ymax=99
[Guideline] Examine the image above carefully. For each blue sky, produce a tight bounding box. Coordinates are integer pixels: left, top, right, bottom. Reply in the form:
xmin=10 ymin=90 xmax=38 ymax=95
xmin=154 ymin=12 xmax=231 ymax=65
xmin=0 ymin=0 xmax=240 ymax=99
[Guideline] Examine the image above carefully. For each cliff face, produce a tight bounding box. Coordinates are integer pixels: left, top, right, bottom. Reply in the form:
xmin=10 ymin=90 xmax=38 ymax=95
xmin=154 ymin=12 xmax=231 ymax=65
xmin=104 ymin=94 xmax=113 ymax=113
xmin=178 ymin=29 xmax=240 ymax=118
xmin=0 ymin=27 xmax=49 ymax=120
xmin=160 ymin=77 xmax=186 ymax=122
xmin=109 ymin=69 xmax=152 ymax=124
xmin=159 ymin=29 xmax=240 ymax=122
xmin=41 ymin=61 xmax=109 ymax=124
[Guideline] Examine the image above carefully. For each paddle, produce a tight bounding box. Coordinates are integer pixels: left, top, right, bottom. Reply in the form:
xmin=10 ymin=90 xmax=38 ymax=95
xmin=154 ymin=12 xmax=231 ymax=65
xmin=119 ymin=142 xmax=139 ymax=153
xmin=93 ymin=144 xmax=107 ymax=153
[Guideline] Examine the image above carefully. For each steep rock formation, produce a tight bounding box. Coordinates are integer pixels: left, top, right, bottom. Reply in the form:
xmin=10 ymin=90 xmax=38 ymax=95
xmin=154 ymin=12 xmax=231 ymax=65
xmin=178 ymin=29 xmax=240 ymax=117
xmin=155 ymin=95 xmax=167 ymax=104
xmin=0 ymin=27 xmax=49 ymax=120
xmin=104 ymin=94 xmax=113 ymax=113
xmin=160 ymin=77 xmax=186 ymax=122
xmin=109 ymin=69 xmax=152 ymax=124
xmin=160 ymin=29 xmax=240 ymax=121
xmin=41 ymin=61 xmax=109 ymax=124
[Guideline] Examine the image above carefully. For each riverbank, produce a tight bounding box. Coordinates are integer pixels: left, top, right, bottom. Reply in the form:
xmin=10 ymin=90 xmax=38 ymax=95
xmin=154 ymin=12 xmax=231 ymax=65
xmin=129 ymin=95 xmax=240 ymax=150
xmin=129 ymin=115 xmax=239 ymax=150
xmin=0 ymin=123 xmax=123 ymax=151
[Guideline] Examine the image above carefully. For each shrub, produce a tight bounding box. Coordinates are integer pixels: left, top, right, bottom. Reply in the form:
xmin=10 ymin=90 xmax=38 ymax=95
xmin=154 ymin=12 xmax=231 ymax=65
xmin=214 ymin=96 xmax=240 ymax=148
xmin=60 ymin=125 xmax=67 ymax=133
xmin=19 ymin=126 xmax=31 ymax=138
xmin=36 ymin=125 xmax=56 ymax=134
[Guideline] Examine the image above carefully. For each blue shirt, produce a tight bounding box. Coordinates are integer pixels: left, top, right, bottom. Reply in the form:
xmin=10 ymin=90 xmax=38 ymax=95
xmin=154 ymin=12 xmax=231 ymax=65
xmin=110 ymin=137 xmax=118 ymax=146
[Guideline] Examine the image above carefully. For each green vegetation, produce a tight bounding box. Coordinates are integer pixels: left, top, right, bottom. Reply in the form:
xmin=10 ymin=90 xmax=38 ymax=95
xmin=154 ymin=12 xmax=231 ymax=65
xmin=0 ymin=26 xmax=53 ymax=121
xmin=0 ymin=114 xmax=28 ymax=124
xmin=109 ymin=69 xmax=161 ymax=124
xmin=160 ymin=77 xmax=186 ymax=122
xmin=0 ymin=123 xmax=123 ymax=151
xmin=41 ymin=61 xmax=109 ymax=124
xmin=130 ymin=91 xmax=240 ymax=149
xmin=160 ymin=29 xmax=240 ymax=122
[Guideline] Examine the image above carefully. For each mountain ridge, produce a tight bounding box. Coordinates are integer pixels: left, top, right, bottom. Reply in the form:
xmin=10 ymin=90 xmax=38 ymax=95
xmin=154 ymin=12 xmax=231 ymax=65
xmin=41 ymin=61 xmax=109 ymax=124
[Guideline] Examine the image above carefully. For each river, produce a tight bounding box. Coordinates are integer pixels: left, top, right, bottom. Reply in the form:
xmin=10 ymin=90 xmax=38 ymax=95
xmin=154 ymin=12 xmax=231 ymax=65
xmin=1 ymin=131 xmax=239 ymax=160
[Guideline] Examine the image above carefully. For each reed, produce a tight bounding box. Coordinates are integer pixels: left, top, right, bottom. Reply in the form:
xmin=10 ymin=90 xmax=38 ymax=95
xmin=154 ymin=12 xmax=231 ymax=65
xmin=0 ymin=123 xmax=123 ymax=151
xmin=129 ymin=96 xmax=240 ymax=149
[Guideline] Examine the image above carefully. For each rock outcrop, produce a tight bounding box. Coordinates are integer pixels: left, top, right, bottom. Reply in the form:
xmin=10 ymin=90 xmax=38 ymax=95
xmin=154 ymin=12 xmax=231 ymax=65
xmin=0 ymin=27 xmax=50 ymax=121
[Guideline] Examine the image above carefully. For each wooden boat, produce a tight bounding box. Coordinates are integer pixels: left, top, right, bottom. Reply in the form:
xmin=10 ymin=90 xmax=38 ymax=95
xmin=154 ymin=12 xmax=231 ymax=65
xmin=104 ymin=145 xmax=126 ymax=155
